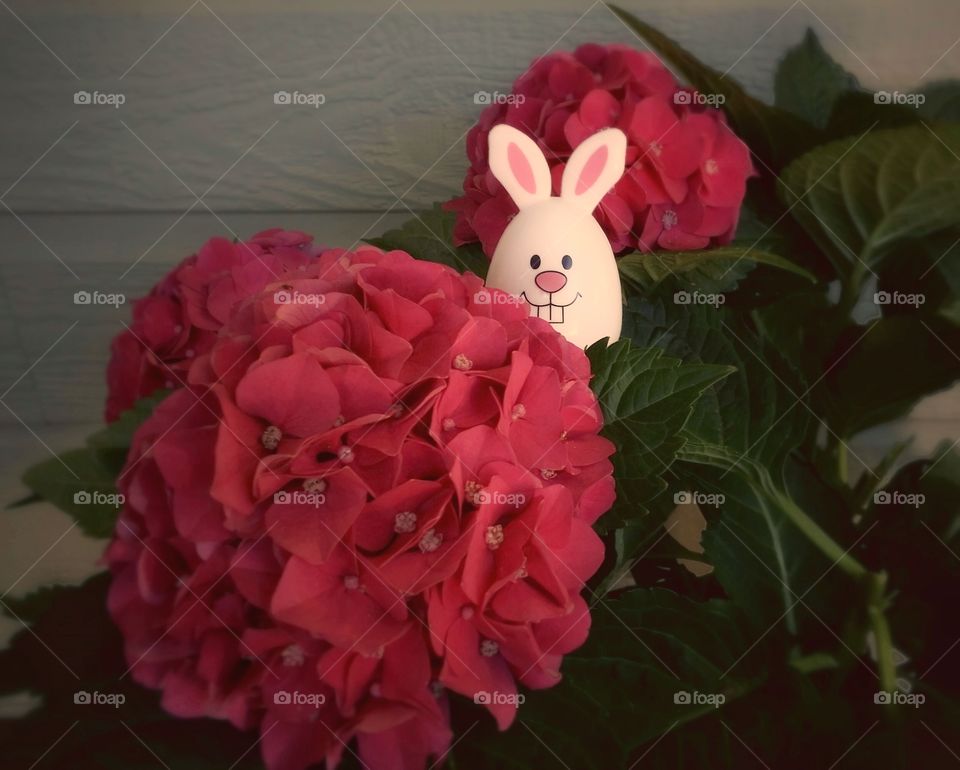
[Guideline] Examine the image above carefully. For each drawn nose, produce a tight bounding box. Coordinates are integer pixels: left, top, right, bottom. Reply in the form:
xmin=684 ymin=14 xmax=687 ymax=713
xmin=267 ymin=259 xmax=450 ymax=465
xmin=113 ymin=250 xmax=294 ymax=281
xmin=534 ymin=270 xmax=567 ymax=293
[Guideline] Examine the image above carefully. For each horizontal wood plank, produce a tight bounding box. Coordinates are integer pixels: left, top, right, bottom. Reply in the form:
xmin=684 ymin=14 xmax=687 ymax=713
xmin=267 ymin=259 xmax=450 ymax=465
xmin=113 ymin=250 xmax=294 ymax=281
xmin=1 ymin=0 xmax=958 ymax=212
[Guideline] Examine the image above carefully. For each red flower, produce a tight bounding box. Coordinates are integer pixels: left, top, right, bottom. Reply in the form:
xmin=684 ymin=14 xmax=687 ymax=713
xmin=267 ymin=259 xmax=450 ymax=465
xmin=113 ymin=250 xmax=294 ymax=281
xmin=104 ymin=230 xmax=321 ymax=421
xmin=106 ymin=243 xmax=615 ymax=770
xmin=445 ymin=44 xmax=754 ymax=257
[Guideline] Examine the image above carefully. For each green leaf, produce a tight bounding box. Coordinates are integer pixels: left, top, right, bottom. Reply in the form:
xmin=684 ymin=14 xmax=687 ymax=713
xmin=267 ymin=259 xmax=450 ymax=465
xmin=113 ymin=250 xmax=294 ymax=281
xmin=452 ymin=588 xmax=762 ymax=770
xmin=919 ymin=79 xmax=960 ymax=122
xmin=6 ymin=492 xmax=41 ymax=509
xmin=774 ymin=29 xmax=859 ymax=129
xmin=859 ymin=447 xmax=960 ymax=701
xmin=367 ymin=204 xmax=489 ymax=277
xmin=21 ymin=448 xmax=123 ymax=538
xmin=586 ymin=339 xmax=734 ymax=529
xmin=873 ymin=229 xmax=960 ymax=321
xmin=618 ymin=247 xmax=815 ymax=295
xmin=699 ymin=461 xmax=845 ymax=635
xmin=820 ymin=316 xmax=960 ymax=436
xmin=779 ymin=124 xmax=960 ymax=275
xmin=824 ymin=90 xmax=922 ymax=141
xmin=86 ymin=391 xmax=169 ymax=473
xmin=608 ymin=5 xmax=819 ymax=171
xmin=624 ymin=299 xmax=811 ymax=475
xmin=86 ymin=391 xmax=168 ymax=453
xmin=17 ymin=393 xmax=167 ymax=536
xmin=0 ymin=583 xmax=72 ymax=624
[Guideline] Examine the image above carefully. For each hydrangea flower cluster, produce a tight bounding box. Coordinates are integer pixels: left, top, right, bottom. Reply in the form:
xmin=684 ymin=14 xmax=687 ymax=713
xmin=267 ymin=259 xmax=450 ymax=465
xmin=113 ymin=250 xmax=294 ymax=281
xmin=105 ymin=229 xmax=323 ymax=421
xmin=446 ymin=43 xmax=754 ymax=256
xmin=105 ymin=237 xmax=615 ymax=770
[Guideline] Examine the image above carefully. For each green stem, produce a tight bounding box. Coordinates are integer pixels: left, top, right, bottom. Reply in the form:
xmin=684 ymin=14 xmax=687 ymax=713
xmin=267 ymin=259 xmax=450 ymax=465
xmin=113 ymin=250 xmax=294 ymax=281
xmin=837 ymin=444 xmax=848 ymax=485
xmin=867 ymin=571 xmax=898 ymax=695
xmin=760 ymin=475 xmax=897 ymax=693
xmin=766 ymin=482 xmax=867 ymax=580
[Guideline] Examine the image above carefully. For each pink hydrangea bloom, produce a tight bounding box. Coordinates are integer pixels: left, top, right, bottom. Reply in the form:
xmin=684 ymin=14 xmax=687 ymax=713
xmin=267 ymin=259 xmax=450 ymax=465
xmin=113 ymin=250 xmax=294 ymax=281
xmin=104 ymin=229 xmax=322 ymax=422
xmin=445 ymin=44 xmax=754 ymax=256
xmin=105 ymin=244 xmax=615 ymax=770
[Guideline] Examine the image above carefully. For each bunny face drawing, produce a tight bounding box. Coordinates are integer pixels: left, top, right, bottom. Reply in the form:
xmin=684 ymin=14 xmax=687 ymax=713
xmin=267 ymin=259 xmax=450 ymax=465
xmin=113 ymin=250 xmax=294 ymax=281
xmin=485 ymin=124 xmax=627 ymax=348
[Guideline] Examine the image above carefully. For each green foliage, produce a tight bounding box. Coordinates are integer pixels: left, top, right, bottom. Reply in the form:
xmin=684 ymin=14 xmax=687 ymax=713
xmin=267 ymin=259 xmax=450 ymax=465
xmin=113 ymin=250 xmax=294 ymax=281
xmin=919 ymin=79 xmax=960 ymax=122
xmin=586 ymin=339 xmax=734 ymax=530
xmin=450 ymin=587 xmax=764 ymax=770
xmin=609 ymin=5 xmax=820 ymax=171
xmin=367 ymin=203 xmax=489 ymax=277
xmin=779 ymin=125 xmax=960 ymax=276
xmin=21 ymin=448 xmax=124 ymax=538
xmin=774 ymin=28 xmax=860 ymax=129
xmin=10 ymin=13 xmax=960 ymax=770
xmin=618 ymin=246 xmax=815 ymax=294
xmin=19 ymin=393 xmax=165 ymax=537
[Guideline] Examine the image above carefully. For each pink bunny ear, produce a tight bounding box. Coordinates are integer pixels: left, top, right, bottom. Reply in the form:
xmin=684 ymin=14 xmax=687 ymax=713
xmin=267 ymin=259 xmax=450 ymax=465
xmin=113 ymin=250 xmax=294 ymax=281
xmin=560 ymin=128 xmax=627 ymax=214
xmin=488 ymin=125 xmax=552 ymax=210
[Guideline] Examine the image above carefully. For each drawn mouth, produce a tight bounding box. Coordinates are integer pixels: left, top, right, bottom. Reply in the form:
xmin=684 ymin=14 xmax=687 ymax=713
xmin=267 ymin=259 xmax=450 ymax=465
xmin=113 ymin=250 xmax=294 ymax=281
xmin=521 ymin=292 xmax=582 ymax=324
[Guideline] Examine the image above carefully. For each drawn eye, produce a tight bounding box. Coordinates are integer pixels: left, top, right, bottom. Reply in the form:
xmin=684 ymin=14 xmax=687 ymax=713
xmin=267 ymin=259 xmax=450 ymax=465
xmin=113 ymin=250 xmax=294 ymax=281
xmin=561 ymin=255 xmax=573 ymax=270
xmin=530 ymin=254 xmax=541 ymax=269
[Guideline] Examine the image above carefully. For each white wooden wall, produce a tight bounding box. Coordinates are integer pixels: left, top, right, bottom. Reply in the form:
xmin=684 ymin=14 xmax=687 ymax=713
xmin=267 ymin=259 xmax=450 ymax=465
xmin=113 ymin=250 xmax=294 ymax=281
xmin=1 ymin=0 xmax=959 ymax=633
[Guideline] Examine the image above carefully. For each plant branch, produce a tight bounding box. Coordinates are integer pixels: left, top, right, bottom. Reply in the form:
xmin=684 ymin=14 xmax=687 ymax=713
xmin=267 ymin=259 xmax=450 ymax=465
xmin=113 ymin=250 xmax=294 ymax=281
xmin=866 ymin=570 xmax=898 ymax=695
xmin=759 ymin=472 xmax=898 ymax=692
